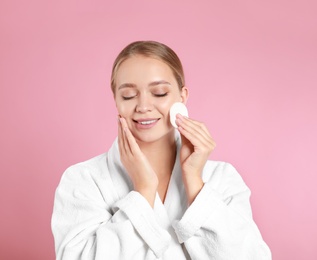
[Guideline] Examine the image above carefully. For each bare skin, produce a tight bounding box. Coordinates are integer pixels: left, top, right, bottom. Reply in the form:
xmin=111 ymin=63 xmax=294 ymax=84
xmin=115 ymin=55 xmax=216 ymax=207
xmin=118 ymin=117 xmax=177 ymax=205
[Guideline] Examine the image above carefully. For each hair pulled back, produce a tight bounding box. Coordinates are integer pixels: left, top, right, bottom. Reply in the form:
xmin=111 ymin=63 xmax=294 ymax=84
xmin=111 ymin=41 xmax=185 ymax=93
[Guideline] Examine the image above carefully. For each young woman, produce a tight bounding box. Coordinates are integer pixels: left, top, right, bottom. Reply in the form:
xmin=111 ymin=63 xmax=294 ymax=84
xmin=52 ymin=41 xmax=271 ymax=259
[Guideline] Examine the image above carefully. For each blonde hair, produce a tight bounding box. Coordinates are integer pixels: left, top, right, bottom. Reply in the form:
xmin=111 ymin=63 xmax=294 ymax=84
xmin=111 ymin=41 xmax=185 ymax=93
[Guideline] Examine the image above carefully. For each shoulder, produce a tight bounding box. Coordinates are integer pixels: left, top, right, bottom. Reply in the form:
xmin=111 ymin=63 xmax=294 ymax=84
xmin=53 ymin=152 xmax=117 ymax=206
xmin=63 ymin=153 xmax=108 ymax=177
xmin=58 ymin=153 xmax=109 ymax=191
xmin=202 ymin=160 xmax=241 ymax=181
xmin=202 ymin=160 xmax=250 ymax=195
xmin=67 ymin=153 xmax=108 ymax=171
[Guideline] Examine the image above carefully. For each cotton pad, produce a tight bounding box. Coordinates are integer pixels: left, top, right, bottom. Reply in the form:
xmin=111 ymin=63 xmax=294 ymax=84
xmin=169 ymin=102 xmax=188 ymax=128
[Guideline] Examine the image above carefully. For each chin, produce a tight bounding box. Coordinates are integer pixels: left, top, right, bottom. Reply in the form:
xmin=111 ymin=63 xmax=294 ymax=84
xmin=133 ymin=129 xmax=174 ymax=144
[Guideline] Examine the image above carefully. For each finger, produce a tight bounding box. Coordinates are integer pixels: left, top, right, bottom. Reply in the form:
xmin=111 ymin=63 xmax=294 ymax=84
xmin=178 ymin=119 xmax=216 ymax=152
xmin=118 ymin=117 xmax=124 ymax=153
xmin=179 ymin=116 xmax=215 ymax=147
xmin=119 ymin=117 xmax=132 ymax=154
xmin=178 ymin=115 xmax=212 ymax=139
xmin=118 ymin=117 xmax=128 ymax=157
xmin=120 ymin=118 xmax=141 ymax=156
xmin=120 ymin=117 xmax=143 ymax=156
xmin=178 ymin=125 xmax=210 ymax=149
xmin=177 ymin=115 xmax=214 ymax=147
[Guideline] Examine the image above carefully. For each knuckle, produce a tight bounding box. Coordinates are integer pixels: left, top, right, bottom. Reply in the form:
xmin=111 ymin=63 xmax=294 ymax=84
xmin=198 ymin=122 xmax=206 ymax=130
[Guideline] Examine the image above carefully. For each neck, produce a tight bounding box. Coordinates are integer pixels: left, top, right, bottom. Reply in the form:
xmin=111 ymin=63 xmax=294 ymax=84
xmin=137 ymin=131 xmax=177 ymax=178
xmin=137 ymin=131 xmax=177 ymax=203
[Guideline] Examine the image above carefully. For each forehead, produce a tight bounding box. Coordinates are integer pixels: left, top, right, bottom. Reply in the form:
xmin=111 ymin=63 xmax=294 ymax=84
xmin=115 ymin=55 xmax=175 ymax=83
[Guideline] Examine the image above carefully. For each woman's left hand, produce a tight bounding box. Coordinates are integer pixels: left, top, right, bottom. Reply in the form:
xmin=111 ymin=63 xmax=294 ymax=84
xmin=176 ymin=114 xmax=216 ymax=204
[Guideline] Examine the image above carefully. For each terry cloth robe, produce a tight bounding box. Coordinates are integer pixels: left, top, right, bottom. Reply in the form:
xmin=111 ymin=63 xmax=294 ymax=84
xmin=52 ymin=133 xmax=272 ymax=260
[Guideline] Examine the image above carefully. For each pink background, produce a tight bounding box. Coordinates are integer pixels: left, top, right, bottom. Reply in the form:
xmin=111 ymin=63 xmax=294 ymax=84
xmin=1 ymin=1 xmax=316 ymax=259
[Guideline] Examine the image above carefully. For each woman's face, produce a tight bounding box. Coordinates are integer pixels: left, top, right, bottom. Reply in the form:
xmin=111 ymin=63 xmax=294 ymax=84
xmin=114 ymin=55 xmax=188 ymax=143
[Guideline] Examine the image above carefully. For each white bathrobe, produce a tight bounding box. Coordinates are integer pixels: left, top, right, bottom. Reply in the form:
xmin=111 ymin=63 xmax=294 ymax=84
xmin=52 ymin=133 xmax=271 ymax=260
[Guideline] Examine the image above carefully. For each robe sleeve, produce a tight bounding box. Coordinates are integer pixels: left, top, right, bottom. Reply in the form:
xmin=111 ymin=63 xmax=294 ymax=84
xmin=172 ymin=162 xmax=272 ymax=259
xmin=51 ymin=164 xmax=170 ymax=260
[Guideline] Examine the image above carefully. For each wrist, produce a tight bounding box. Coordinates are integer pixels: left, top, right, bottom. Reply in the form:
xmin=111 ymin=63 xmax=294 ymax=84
xmin=136 ymin=188 xmax=157 ymax=208
xmin=183 ymin=175 xmax=204 ymax=205
xmin=134 ymin=183 xmax=158 ymax=208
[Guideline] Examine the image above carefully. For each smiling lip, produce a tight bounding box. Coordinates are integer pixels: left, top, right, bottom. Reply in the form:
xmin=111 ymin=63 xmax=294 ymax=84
xmin=133 ymin=118 xmax=160 ymax=129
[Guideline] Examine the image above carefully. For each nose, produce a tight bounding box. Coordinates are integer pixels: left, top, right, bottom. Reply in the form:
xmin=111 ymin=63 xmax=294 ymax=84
xmin=136 ymin=94 xmax=153 ymax=113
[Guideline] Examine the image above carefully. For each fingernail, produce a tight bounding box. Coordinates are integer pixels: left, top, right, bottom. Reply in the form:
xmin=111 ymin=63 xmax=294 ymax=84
xmin=176 ymin=116 xmax=183 ymax=123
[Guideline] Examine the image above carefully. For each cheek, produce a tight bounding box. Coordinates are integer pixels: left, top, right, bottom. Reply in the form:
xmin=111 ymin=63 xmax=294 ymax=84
xmin=117 ymin=105 xmax=129 ymax=117
xmin=161 ymin=92 xmax=182 ymax=110
xmin=115 ymin=99 xmax=132 ymax=117
xmin=155 ymin=99 xmax=175 ymax=117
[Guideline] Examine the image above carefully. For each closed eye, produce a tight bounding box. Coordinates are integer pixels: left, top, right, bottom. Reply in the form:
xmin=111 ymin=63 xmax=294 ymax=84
xmin=154 ymin=93 xmax=168 ymax=97
xmin=122 ymin=96 xmax=136 ymax=100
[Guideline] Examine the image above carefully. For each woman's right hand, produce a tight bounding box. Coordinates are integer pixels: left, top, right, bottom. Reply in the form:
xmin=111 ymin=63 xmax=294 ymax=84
xmin=118 ymin=117 xmax=158 ymax=207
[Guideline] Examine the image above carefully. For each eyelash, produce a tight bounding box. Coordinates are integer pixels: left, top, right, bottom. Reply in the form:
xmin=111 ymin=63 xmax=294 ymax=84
xmin=154 ymin=93 xmax=168 ymax=97
xmin=122 ymin=96 xmax=134 ymax=100
xmin=122 ymin=93 xmax=168 ymax=100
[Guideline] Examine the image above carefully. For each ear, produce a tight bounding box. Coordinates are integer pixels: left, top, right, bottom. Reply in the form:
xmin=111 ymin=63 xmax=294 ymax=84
xmin=180 ymin=86 xmax=189 ymax=104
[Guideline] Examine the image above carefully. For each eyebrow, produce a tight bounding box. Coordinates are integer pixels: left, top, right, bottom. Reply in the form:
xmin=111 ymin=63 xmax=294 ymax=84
xmin=148 ymin=80 xmax=171 ymax=87
xmin=118 ymin=83 xmax=136 ymax=90
xmin=118 ymin=80 xmax=171 ymax=90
